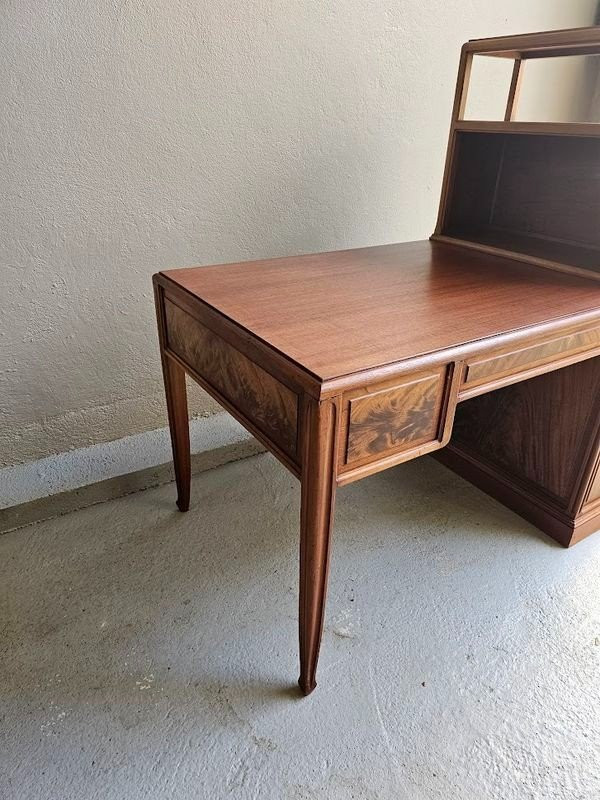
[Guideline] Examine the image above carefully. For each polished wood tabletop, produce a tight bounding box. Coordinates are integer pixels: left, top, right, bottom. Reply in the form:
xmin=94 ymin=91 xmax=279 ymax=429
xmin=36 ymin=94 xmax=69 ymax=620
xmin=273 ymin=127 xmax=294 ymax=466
xmin=163 ymin=240 xmax=600 ymax=381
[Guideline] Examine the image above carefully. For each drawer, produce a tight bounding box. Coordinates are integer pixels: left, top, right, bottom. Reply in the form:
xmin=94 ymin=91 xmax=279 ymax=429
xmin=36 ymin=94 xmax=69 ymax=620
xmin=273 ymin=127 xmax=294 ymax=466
xmin=462 ymin=326 xmax=600 ymax=395
xmin=338 ymin=364 xmax=457 ymax=480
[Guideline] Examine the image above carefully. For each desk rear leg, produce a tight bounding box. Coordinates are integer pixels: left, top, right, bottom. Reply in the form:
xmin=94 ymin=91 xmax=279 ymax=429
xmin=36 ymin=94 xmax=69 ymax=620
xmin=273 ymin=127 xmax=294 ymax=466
xmin=437 ymin=357 xmax=600 ymax=547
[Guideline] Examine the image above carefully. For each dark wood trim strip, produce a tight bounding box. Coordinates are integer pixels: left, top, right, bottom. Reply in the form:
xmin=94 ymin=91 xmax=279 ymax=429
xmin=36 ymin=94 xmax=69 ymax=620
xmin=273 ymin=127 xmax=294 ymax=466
xmin=453 ymin=120 xmax=600 ymax=138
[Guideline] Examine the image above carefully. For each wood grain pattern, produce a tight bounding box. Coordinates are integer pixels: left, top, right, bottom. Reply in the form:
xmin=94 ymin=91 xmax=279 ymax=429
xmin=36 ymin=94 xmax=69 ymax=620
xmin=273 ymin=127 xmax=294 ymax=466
xmin=451 ymin=358 xmax=600 ymax=507
xmin=345 ymin=373 xmax=443 ymax=464
xmin=164 ymin=298 xmax=299 ymax=460
xmin=336 ymin=364 xmax=460 ymax=485
xmin=161 ymin=240 xmax=600 ymax=382
xmin=157 ymin=275 xmax=321 ymax=398
xmin=436 ymin=445 xmax=600 ymax=547
xmin=463 ymin=326 xmax=600 ymax=390
xmin=438 ymin=357 xmax=600 ymax=547
xmin=436 ymin=27 xmax=600 ymax=281
xmin=493 ymin=136 xmax=600 ymax=250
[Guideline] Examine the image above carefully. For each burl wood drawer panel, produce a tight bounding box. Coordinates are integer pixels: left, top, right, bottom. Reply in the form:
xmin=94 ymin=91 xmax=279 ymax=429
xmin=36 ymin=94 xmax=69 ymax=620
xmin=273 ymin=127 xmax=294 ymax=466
xmin=164 ymin=298 xmax=299 ymax=460
xmin=339 ymin=364 xmax=454 ymax=473
xmin=462 ymin=326 xmax=600 ymax=395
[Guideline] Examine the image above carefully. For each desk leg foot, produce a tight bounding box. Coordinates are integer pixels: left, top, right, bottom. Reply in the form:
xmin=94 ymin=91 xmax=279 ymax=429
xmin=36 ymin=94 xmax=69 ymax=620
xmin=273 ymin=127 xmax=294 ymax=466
xmin=298 ymin=677 xmax=317 ymax=696
xmin=298 ymin=398 xmax=338 ymax=695
xmin=162 ymin=355 xmax=191 ymax=513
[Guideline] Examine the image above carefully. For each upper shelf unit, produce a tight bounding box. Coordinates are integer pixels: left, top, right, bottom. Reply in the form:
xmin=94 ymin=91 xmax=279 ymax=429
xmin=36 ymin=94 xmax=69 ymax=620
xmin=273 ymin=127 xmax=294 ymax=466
xmin=432 ymin=26 xmax=600 ymax=281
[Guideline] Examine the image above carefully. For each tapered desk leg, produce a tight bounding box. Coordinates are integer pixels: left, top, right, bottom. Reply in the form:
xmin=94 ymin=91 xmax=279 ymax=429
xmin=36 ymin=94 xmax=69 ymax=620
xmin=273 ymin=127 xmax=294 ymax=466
xmin=154 ymin=282 xmax=191 ymax=512
xmin=161 ymin=354 xmax=191 ymax=512
xmin=299 ymin=398 xmax=338 ymax=696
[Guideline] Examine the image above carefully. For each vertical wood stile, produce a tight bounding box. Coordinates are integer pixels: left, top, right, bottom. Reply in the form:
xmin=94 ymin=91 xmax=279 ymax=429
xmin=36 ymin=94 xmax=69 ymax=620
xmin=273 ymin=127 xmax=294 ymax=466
xmin=504 ymin=57 xmax=524 ymax=121
xmin=433 ymin=47 xmax=473 ymax=235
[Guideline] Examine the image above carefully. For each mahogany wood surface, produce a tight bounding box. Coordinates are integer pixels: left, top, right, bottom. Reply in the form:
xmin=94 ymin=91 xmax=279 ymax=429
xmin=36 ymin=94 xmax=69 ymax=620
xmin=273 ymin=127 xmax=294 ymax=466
xmin=454 ymin=120 xmax=600 ymax=137
xmin=162 ymin=240 xmax=600 ymax=382
xmin=345 ymin=371 xmax=443 ymax=464
xmin=335 ymin=364 xmax=460 ymax=486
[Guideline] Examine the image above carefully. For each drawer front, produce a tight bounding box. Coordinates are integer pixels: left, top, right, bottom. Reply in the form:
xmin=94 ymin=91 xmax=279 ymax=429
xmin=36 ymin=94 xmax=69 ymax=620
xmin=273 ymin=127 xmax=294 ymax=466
xmin=339 ymin=364 xmax=456 ymax=477
xmin=462 ymin=326 xmax=600 ymax=393
xmin=164 ymin=298 xmax=299 ymax=460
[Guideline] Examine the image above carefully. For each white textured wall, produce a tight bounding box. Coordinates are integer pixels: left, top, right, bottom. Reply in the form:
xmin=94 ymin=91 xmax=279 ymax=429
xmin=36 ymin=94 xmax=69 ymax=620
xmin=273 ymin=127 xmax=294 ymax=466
xmin=1 ymin=1 xmax=598 ymax=468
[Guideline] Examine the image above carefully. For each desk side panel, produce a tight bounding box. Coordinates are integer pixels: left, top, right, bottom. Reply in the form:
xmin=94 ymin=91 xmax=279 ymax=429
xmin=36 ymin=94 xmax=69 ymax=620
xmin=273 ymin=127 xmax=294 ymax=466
xmin=163 ymin=296 xmax=300 ymax=470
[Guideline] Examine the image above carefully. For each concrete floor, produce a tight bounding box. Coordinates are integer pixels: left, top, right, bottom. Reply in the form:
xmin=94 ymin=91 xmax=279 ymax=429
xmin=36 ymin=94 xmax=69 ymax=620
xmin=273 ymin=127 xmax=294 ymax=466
xmin=1 ymin=453 xmax=599 ymax=800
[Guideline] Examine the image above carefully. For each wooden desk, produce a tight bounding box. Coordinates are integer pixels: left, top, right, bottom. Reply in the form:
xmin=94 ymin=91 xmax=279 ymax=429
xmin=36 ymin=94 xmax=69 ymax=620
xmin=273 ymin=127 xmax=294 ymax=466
xmin=153 ymin=27 xmax=600 ymax=694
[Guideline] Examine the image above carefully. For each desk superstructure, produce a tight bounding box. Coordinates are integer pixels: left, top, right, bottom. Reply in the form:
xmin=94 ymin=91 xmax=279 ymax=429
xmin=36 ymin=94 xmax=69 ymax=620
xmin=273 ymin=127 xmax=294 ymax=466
xmin=154 ymin=28 xmax=600 ymax=694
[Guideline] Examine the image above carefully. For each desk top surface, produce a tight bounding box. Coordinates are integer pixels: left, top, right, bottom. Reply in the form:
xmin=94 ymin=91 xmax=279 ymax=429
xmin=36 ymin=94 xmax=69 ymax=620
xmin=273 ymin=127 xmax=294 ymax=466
xmin=162 ymin=240 xmax=600 ymax=381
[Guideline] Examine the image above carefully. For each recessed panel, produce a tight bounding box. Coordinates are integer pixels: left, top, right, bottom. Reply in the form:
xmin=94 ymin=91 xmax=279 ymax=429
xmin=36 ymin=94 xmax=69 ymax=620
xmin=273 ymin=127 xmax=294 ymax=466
xmin=344 ymin=369 xmax=446 ymax=466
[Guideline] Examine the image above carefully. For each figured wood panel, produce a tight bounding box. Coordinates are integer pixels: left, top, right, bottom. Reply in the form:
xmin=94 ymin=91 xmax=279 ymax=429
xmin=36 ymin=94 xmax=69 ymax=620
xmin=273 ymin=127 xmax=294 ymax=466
xmin=335 ymin=365 xmax=457 ymax=476
xmin=345 ymin=374 xmax=442 ymax=464
xmin=463 ymin=326 xmax=600 ymax=389
xmin=451 ymin=358 xmax=600 ymax=506
xmin=161 ymin=240 xmax=600 ymax=381
xmin=164 ymin=298 xmax=299 ymax=459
